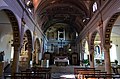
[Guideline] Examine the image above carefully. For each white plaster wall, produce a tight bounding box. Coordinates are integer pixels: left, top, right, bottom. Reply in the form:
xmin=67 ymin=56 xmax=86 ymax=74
xmin=0 ymin=34 xmax=13 ymax=62
xmin=110 ymin=36 xmax=120 ymax=65
xmin=39 ymin=53 xmax=42 ymax=60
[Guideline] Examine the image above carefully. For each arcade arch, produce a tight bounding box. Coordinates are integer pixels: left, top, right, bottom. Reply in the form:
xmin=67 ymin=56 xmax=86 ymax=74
xmin=104 ymin=12 xmax=120 ymax=74
xmin=19 ymin=29 xmax=32 ymax=70
xmin=0 ymin=9 xmax=20 ymax=73
xmin=89 ymin=31 xmax=102 ymax=68
xmin=33 ymin=38 xmax=41 ymax=65
xmin=110 ymin=14 xmax=120 ymax=64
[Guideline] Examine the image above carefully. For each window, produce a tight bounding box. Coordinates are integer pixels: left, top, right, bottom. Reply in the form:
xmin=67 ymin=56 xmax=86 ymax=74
xmin=58 ymin=28 xmax=65 ymax=40
xmin=93 ymin=2 xmax=98 ymax=12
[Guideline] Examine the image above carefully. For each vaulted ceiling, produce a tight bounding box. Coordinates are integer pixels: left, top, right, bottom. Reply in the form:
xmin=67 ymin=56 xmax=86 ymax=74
xmin=33 ymin=0 xmax=96 ymax=33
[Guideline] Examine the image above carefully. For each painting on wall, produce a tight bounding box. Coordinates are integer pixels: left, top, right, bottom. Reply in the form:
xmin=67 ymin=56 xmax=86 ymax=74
xmin=71 ymin=52 xmax=78 ymax=65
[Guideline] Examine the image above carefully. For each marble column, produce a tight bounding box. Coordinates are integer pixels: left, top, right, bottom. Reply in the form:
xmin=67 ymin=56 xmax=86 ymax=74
xmin=103 ymin=45 xmax=111 ymax=74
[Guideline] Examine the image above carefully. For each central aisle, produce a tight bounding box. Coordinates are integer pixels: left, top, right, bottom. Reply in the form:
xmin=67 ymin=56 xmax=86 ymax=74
xmin=50 ymin=66 xmax=80 ymax=79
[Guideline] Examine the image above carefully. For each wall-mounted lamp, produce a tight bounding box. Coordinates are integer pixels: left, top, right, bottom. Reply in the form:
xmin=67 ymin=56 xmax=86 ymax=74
xmin=26 ymin=0 xmax=34 ymax=9
xmin=21 ymin=18 xmax=26 ymax=26
xmin=33 ymin=31 xmax=37 ymax=36
xmin=68 ymin=48 xmax=71 ymax=52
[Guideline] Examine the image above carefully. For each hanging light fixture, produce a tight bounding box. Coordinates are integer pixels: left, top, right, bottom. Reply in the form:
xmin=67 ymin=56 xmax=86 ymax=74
xmin=21 ymin=0 xmax=34 ymax=26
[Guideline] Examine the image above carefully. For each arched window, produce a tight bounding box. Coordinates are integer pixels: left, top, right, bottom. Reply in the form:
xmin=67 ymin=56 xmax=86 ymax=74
xmin=93 ymin=2 xmax=98 ymax=12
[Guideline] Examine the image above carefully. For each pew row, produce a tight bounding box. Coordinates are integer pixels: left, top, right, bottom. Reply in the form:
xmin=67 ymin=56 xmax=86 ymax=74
xmin=84 ymin=73 xmax=120 ymax=79
xmin=74 ymin=67 xmax=107 ymax=79
xmin=4 ymin=67 xmax=51 ymax=79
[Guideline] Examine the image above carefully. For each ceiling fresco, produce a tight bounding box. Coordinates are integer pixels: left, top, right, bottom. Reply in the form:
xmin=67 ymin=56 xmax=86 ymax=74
xmin=34 ymin=0 xmax=96 ymax=33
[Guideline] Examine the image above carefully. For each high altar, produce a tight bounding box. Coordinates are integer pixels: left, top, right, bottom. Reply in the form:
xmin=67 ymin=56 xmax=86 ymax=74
xmin=54 ymin=56 xmax=69 ymax=66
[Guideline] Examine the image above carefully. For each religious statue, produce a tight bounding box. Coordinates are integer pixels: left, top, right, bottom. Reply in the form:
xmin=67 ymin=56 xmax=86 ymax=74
xmin=0 ymin=51 xmax=4 ymax=62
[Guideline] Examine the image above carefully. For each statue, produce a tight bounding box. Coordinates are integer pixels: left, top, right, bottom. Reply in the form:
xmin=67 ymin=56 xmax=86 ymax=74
xmin=0 ymin=51 xmax=4 ymax=62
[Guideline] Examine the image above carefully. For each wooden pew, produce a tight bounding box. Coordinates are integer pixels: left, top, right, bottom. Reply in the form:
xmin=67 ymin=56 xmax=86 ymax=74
xmin=15 ymin=72 xmax=46 ymax=79
xmin=4 ymin=72 xmax=49 ymax=79
xmin=4 ymin=67 xmax=51 ymax=79
xmin=74 ymin=68 xmax=95 ymax=75
xmin=74 ymin=68 xmax=96 ymax=79
xmin=74 ymin=67 xmax=107 ymax=79
xmin=84 ymin=73 xmax=120 ymax=79
xmin=31 ymin=67 xmax=51 ymax=79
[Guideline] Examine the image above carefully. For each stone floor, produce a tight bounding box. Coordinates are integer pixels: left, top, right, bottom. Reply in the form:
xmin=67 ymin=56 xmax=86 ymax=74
xmin=50 ymin=65 xmax=81 ymax=79
xmin=3 ymin=65 xmax=91 ymax=79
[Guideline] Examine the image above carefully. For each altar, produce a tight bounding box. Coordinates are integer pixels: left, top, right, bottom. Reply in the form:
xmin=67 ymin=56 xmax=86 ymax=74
xmin=54 ymin=56 xmax=69 ymax=66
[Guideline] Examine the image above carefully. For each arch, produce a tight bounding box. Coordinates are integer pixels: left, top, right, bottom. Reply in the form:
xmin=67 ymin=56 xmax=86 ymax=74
xmin=90 ymin=30 xmax=100 ymax=50
xmin=34 ymin=38 xmax=41 ymax=52
xmin=25 ymin=30 xmax=33 ymax=67
xmin=89 ymin=30 xmax=101 ymax=67
xmin=33 ymin=38 xmax=41 ymax=65
xmin=25 ymin=30 xmax=33 ymax=50
xmin=0 ymin=9 xmax=20 ymax=73
xmin=104 ymin=12 xmax=120 ymax=46
xmin=82 ymin=39 xmax=87 ymax=53
xmin=3 ymin=9 xmax=20 ymax=47
xmin=103 ymin=12 xmax=120 ymax=74
xmin=82 ymin=38 xmax=89 ymax=59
